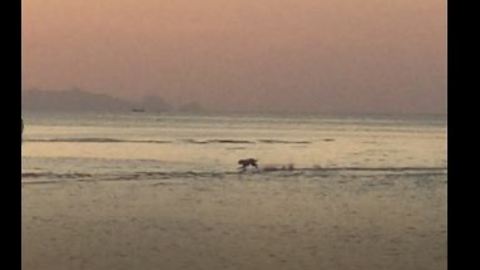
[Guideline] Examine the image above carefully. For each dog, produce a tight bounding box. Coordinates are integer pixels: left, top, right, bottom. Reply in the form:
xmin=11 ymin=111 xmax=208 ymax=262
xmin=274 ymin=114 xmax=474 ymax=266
xmin=238 ymin=158 xmax=258 ymax=170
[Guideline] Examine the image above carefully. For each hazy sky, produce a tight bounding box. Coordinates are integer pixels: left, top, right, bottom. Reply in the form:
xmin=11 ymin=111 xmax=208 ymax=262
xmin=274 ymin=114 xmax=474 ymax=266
xmin=22 ymin=0 xmax=446 ymax=114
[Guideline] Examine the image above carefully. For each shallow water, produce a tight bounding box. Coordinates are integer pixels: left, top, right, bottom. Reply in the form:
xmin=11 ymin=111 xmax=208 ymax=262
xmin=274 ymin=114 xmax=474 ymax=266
xmin=21 ymin=111 xmax=447 ymax=270
xmin=22 ymin=170 xmax=447 ymax=270
xmin=22 ymin=111 xmax=446 ymax=183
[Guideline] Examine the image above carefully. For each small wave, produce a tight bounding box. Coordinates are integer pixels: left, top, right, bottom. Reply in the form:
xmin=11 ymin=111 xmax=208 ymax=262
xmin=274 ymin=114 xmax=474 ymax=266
xmin=22 ymin=171 xmax=240 ymax=185
xmin=305 ymin=166 xmax=446 ymax=172
xmin=22 ymin=166 xmax=446 ymax=185
xmin=22 ymin=180 xmax=63 ymax=185
xmin=258 ymin=140 xmax=312 ymax=144
xmin=25 ymin=137 xmax=318 ymax=145
xmin=158 ymin=138 xmax=311 ymax=144
xmin=25 ymin=138 xmax=172 ymax=144
xmin=22 ymin=172 xmax=93 ymax=179
xmin=183 ymin=139 xmax=255 ymax=144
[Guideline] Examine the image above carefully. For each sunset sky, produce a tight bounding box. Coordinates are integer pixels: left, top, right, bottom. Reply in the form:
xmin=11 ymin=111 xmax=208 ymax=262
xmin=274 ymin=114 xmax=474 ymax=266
xmin=22 ymin=0 xmax=446 ymax=114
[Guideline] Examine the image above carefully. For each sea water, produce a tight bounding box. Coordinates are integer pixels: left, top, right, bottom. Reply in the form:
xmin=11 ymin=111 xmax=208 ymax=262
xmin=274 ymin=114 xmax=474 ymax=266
xmin=21 ymin=112 xmax=447 ymax=184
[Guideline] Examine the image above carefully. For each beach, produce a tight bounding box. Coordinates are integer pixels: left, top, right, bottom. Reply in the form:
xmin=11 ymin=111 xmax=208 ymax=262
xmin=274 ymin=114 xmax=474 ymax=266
xmin=21 ymin=112 xmax=447 ymax=270
xmin=22 ymin=0 xmax=447 ymax=267
xmin=22 ymin=170 xmax=446 ymax=270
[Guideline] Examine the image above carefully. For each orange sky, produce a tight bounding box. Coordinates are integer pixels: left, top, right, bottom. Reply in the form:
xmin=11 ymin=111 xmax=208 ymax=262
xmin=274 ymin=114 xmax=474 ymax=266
xmin=22 ymin=0 xmax=446 ymax=114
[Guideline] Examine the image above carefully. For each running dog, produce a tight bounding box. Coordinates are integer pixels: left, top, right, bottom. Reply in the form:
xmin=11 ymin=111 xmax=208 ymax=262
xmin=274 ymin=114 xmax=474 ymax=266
xmin=238 ymin=158 xmax=258 ymax=170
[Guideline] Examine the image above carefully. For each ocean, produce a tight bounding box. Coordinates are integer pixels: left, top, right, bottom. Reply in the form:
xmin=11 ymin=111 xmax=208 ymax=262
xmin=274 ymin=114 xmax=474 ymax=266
xmin=21 ymin=111 xmax=447 ymax=184
xmin=22 ymin=111 xmax=448 ymax=270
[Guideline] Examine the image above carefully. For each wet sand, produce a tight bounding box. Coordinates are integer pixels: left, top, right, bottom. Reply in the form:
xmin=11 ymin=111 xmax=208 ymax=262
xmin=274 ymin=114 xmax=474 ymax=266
xmin=22 ymin=173 xmax=447 ymax=270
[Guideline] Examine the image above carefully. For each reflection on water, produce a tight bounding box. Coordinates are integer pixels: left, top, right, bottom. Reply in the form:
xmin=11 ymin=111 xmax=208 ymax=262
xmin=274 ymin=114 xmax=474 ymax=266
xmin=21 ymin=112 xmax=446 ymax=183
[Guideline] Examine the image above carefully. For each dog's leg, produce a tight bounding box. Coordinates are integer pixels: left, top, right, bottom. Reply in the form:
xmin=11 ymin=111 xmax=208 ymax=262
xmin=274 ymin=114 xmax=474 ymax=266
xmin=238 ymin=165 xmax=247 ymax=173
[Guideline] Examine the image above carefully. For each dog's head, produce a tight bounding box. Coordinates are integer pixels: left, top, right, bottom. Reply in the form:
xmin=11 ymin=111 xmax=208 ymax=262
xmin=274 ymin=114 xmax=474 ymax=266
xmin=238 ymin=159 xmax=249 ymax=165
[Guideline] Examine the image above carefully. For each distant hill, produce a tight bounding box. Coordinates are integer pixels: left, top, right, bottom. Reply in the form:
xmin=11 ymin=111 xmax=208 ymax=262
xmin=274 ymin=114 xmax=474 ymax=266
xmin=22 ymin=89 xmax=173 ymax=113
xmin=140 ymin=95 xmax=173 ymax=113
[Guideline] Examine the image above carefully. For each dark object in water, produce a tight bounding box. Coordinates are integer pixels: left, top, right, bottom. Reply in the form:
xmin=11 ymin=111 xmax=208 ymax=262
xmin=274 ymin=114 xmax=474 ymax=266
xmin=238 ymin=158 xmax=258 ymax=170
xmin=131 ymin=108 xmax=145 ymax=113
